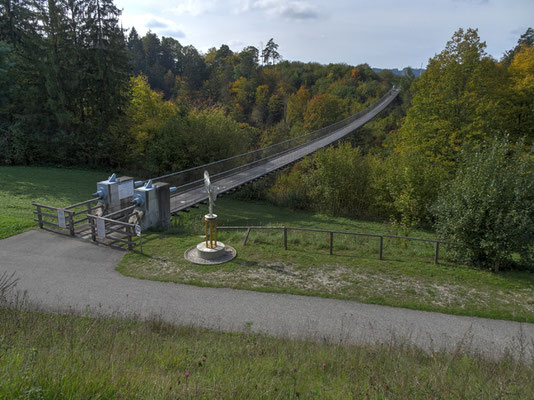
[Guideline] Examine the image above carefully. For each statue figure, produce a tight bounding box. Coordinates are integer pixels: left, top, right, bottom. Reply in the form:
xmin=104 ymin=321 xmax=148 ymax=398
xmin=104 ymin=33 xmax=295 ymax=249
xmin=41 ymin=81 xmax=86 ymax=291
xmin=204 ymin=170 xmax=218 ymax=216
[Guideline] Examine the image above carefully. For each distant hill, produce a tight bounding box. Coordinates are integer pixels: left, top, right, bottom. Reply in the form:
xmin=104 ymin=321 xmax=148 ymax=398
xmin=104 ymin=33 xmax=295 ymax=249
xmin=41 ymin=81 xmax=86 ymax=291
xmin=373 ymin=67 xmax=425 ymax=78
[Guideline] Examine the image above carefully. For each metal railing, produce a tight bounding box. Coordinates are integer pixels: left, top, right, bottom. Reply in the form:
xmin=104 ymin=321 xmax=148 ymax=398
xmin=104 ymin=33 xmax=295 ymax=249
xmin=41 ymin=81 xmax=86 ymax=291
xmin=151 ymin=88 xmax=398 ymax=194
xmin=218 ymin=225 xmax=457 ymax=265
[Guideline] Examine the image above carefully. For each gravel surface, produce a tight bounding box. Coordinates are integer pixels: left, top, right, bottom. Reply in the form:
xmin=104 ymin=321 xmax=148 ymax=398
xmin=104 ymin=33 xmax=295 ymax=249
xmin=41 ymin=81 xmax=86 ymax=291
xmin=1 ymin=229 xmax=533 ymax=360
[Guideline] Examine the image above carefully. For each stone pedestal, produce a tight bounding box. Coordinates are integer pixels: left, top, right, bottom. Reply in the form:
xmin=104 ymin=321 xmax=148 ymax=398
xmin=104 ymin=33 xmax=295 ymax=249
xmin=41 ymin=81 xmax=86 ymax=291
xmin=196 ymin=242 xmax=227 ymax=260
xmin=184 ymin=242 xmax=237 ymax=265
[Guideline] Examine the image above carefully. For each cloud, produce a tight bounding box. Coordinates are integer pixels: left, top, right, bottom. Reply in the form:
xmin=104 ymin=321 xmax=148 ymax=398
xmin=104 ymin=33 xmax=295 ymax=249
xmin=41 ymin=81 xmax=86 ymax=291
xmin=146 ymin=18 xmax=168 ymax=28
xmin=241 ymin=0 xmax=321 ymax=20
xmin=159 ymin=29 xmax=186 ymax=38
xmin=174 ymin=0 xmax=217 ymax=16
xmin=228 ymin=39 xmax=246 ymax=49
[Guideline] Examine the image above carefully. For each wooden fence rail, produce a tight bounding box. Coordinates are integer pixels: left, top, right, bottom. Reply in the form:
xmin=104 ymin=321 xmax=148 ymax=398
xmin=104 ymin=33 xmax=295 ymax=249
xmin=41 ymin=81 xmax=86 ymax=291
xmin=87 ymin=214 xmax=139 ymax=251
xmin=33 ymin=200 xmax=103 ymax=236
xmin=218 ymin=226 xmax=458 ymax=265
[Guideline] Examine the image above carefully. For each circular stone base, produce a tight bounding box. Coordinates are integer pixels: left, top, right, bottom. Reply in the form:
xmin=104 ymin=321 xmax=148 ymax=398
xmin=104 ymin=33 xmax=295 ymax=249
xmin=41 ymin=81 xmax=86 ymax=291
xmin=184 ymin=242 xmax=237 ymax=265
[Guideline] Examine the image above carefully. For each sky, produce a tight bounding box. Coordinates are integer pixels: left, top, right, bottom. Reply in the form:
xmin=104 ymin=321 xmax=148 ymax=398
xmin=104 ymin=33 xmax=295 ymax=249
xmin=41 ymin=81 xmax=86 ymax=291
xmin=114 ymin=0 xmax=534 ymax=70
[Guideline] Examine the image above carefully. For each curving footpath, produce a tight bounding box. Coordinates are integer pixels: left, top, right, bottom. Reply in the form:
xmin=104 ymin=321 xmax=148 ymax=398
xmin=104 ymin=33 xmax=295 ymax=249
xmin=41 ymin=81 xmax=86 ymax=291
xmin=1 ymin=229 xmax=533 ymax=361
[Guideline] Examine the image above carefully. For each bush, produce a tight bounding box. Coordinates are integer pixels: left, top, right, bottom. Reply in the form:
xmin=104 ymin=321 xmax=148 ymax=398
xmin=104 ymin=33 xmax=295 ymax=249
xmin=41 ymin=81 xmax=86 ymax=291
xmin=432 ymin=137 xmax=534 ymax=270
xmin=268 ymin=143 xmax=373 ymax=218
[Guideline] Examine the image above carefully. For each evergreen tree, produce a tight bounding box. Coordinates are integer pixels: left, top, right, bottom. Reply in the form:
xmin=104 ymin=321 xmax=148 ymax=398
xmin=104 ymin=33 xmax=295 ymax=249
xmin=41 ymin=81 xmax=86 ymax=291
xmin=127 ymin=27 xmax=145 ymax=75
xmin=262 ymin=38 xmax=280 ymax=65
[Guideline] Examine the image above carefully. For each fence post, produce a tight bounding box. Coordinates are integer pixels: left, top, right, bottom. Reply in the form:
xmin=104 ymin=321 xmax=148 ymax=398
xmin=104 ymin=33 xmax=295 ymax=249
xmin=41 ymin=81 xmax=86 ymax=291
xmin=379 ymin=236 xmax=383 ymax=260
xmin=243 ymin=228 xmax=251 ymax=246
xmin=68 ymin=211 xmax=75 ymax=236
xmin=283 ymin=227 xmax=287 ymax=250
xmin=128 ymin=229 xmax=133 ymax=250
xmin=434 ymin=242 xmax=440 ymax=265
xmin=36 ymin=205 xmax=43 ymax=229
xmin=89 ymin=216 xmax=96 ymax=242
xmin=329 ymin=231 xmax=333 ymax=255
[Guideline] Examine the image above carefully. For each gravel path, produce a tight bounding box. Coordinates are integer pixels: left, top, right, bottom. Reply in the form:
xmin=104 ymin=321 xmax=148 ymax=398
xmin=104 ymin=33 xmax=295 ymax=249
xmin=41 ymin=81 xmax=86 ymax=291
xmin=2 ymin=229 xmax=533 ymax=360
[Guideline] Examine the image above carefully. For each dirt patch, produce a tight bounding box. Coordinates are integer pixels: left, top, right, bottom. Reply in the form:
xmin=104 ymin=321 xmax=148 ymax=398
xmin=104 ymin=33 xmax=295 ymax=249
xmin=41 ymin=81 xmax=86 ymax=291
xmin=125 ymin=256 xmax=534 ymax=318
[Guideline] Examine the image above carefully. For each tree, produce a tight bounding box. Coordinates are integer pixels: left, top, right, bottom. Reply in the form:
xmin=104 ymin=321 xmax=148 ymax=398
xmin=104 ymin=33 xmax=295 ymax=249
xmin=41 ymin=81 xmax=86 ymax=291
xmin=237 ymin=46 xmax=259 ymax=79
xmin=307 ymin=143 xmax=372 ymax=217
xmin=394 ymin=28 xmax=495 ymax=168
xmin=229 ymin=76 xmax=253 ymax=122
xmin=505 ymin=45 xmax=534 ymax=139
xmin=127 ymin=27 xmax=145 ymax=74
xmin=303 ymin=93 xmax=344 ymax=131
xmin=262 ymin=38 xmax=280 ymax=65
xmin=432 ymin=138 xmax=534 ymax=271
xmin=502 ymin=27 xmax=534 ymax=65
xmin=286 ymin=85 xmax=310 ymax=131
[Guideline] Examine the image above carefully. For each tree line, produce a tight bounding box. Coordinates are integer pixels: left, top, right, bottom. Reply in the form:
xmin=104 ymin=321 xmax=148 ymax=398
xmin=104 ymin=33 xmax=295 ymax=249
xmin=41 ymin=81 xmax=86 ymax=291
xmin=264 ymin=28 xmax=534 ymax=270
xmin=0 ymin=0 xmax=401 ymax=174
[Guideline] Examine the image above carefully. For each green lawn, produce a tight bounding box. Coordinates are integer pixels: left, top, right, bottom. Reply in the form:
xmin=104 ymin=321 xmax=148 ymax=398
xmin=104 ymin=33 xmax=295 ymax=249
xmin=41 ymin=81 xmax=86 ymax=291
xmin=119 ymin=198 xmax=534 ymax=323
xmin=0 ymin=166 xmax=108 ymax=239
xmin=1 ymin=306 xmax=532 ymax=399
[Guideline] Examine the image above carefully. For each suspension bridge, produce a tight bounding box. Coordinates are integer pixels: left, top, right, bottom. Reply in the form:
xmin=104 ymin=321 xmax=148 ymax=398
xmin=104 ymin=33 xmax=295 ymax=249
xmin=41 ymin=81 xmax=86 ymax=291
xmin=32 ymin=88 xmax=399 ymax=246
xmin=155 ymin=88 xmax=399 ymax=215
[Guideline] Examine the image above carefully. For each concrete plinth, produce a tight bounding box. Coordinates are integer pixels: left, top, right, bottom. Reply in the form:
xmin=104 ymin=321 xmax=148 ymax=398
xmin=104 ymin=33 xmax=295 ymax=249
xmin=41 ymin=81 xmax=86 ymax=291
xmin=184 ymin=241 xmax=237 ymax=265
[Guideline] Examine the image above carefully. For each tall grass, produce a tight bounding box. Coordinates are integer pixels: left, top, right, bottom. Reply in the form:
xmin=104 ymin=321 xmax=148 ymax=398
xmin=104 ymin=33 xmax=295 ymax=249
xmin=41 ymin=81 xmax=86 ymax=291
xmin=1 ymin=302 xmax=533 ymax=399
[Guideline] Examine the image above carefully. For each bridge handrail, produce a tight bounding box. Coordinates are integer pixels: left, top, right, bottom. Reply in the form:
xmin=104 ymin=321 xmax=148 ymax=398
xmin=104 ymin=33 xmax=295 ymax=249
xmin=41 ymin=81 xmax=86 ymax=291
xmin=151 ymin=88 xmax=397 ymax=187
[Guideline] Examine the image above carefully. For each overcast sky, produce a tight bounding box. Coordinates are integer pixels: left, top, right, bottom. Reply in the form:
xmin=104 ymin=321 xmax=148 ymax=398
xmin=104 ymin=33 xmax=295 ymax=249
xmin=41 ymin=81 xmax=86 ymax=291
xmin=114 ymin=0 xmax=533 ymax=69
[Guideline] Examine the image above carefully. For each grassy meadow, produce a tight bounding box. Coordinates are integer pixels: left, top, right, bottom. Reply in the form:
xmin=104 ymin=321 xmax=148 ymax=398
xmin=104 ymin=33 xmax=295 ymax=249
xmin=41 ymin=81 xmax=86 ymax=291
xmin=0 ymin=166 xmax=107 ymax=239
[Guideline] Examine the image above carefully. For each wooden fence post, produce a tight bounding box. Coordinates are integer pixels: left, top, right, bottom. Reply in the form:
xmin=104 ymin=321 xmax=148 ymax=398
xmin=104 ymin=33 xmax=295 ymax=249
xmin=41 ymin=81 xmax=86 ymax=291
xmin=243 ymin=228 xmax=251 ymax=246
xmin=434 ymin=242 xmax=440 ymax=265
xmin=283 ymin=227 xmax=287 ymax=250
xmin=379 ymin=236 xmax=383 ymax=260
xmin=329 ymin=231 xmax=333 ymax=255
xmin=90 ymin=216 xmax=97 ymax=242
xmin=68 ymin=211 xmax=75 ymax=236
xmin=128 ymin=227 xmax=133 ymax=250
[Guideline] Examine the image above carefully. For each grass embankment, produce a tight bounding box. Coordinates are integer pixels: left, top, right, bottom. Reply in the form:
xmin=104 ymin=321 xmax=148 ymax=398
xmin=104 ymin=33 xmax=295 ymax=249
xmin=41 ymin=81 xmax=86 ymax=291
xmin=1 ymin=305 xmax=533 ymax=399
xmin=119 ymin=198 xmax=534 ymax=323
xmin=0 ymin=166 xmax=107 ymax=239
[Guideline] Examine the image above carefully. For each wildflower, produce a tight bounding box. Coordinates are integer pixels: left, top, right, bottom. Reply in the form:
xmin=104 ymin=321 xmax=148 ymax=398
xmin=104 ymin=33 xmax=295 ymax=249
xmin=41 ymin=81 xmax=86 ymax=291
xmin=322 ymin=363 xmax=326 ymax=368
xmin=202 ymin=357 xmax=206 ymax=362
xmin=184 ymin=372 xmax=190 ymax=378
xmin=293 ymin=367 xmax=297 ymax=372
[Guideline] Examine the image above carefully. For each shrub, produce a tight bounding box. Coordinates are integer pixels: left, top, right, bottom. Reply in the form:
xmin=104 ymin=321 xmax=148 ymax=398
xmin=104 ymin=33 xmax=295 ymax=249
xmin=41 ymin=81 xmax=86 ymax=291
xmin=432 ymin=137 xmax=534 ymax=270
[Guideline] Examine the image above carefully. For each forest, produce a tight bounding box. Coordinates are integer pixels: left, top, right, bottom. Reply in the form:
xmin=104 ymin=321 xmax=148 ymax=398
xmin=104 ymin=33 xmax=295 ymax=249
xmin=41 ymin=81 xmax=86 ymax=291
xmin=0 ymin=0 xmax=533 ymax=270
